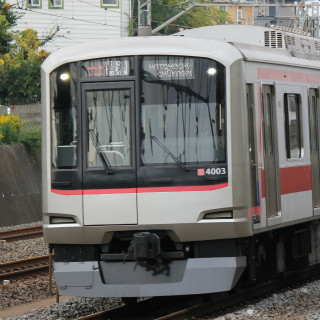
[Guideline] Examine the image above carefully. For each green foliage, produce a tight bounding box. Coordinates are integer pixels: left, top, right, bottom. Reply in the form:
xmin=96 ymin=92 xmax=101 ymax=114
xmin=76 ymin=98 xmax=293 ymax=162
xmin=0 ymin=122 xmax=19 ymax=144
xmin=0 ymin=27 xmax=50 ymax=105
xmin=18 ymin=126 xmax=41 ymax=162
xmin=150 ymin=0 xmax=232 ymax=35
xmin=0 ymin=113 xmax=41 ymax=161
xmin=0 ymin=58 xmax=42 ymax=105
xmin=0 ymin=0 xmax=19 ymax=55
xmin=0 ymin=113 xmax=24 ymax=145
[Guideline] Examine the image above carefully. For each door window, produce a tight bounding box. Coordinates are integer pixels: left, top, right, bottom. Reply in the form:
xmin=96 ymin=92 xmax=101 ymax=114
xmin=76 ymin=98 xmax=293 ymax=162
xmin=284 ymin=94 xmax=302 ymax=159
xmin=262 ymin=85 xmax=280 ymax=219
xmin=86 ymin=89 xmax=131 ymax=168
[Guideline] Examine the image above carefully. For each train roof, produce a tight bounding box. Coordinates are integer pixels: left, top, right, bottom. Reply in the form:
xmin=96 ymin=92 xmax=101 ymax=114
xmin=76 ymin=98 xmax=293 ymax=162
xmin=177 ymin=25 xmax=320 ymax=69
xmin=41 ymin=35 xmax=242 ymax=73
xmin=42 ymin=25 xmax=320 ymax=73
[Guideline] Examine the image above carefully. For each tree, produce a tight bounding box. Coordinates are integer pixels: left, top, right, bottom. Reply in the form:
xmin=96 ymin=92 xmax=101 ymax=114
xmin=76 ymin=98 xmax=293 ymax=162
xmin=0 ymin=28 xmax=49 ymax=105
xmin=0 ymin=1 xmax=19 ymax=55
xmin=151 ymin=0 xmax=232 ymax=35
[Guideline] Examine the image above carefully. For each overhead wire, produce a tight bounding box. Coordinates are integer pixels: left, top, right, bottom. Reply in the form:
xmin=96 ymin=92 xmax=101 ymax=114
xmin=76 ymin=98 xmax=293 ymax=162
xmin=151 ymin=18 xmax=193 ymax=30
xmin=78 ymin=0 xmax=131 ymax=16
xmin=149 ymin=0 xmax=225 ymax=29
xmin=149 ymin=0 xmax=190 ymax=9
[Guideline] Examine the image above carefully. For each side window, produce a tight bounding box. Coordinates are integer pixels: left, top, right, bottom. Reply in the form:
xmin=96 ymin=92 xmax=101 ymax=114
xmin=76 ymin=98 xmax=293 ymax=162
xmin=284 ymin=94 xmax=302 ymax=159
xmin=49 ymin=0 xmax=63 ymax=8
xmin=101 ymin=0 xmax=119 ymax=8
xmin=50 ymin=63 xmax=78 ymax=169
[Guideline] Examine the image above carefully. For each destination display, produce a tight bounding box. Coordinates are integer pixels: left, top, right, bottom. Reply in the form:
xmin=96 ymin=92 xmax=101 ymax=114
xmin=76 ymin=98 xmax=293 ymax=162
xmin=143 ymin=57 xmax=195 ymax=80
xmin=81 ymin=57 xmax=132 ymax=78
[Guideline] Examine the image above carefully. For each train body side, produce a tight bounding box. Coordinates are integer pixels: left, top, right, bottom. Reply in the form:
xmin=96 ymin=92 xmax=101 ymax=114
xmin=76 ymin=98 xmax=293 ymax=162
xmin=236 ymin=42 xmax=320 ymax=232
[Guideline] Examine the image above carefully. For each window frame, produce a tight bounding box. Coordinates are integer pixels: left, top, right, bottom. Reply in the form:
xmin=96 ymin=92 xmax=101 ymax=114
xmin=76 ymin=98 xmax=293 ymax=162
xmin=85 ymin=87 xmax=132 ymax=169
xmin=237 ymin=8 xmax=242 ymax=24
xmin=284 ymin=93 xmax=303 ymax=159
xmin=27 ymin=0 xmax=42 ymax=8
xmin=101 ymin=0 xmax=119 ymax=8
xmin=48 ymin=0 xmax=63 ymax=9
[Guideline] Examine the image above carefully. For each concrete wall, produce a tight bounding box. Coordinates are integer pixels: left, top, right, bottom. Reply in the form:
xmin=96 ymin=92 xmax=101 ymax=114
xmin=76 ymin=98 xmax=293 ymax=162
xmin=0 ymin=104 xmax=41 ymax=128
xmin=0 ymin=145 xmax=41 ymax=227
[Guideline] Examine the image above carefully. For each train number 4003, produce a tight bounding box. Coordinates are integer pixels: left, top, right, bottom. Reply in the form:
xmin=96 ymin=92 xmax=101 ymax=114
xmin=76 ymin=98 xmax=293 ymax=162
xmin=205 ymin=168 xmax=227 ymax=175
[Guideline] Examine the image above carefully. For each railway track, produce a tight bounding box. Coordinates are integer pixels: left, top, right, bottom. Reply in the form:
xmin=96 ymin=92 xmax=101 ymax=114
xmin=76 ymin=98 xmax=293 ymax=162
xmin=73 ymin=265 xmax=320 ymax=320
xmin=0 ymin=225 xmax=43 ymax=242
xmin=74 ymin=296 xmax=202 ymax=320
xmin=76 ymin=310 xmax=116 ymax=320
xmin=0 ymin=254 xmax=50 ymax=281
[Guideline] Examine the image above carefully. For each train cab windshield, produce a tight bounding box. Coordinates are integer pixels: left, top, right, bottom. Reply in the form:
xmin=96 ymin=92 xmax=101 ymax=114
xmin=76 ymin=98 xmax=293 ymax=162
xmin=140 ymin=56 xmax=226 ymax=167
xmin=50 ymin=55 xmax=226 ymax=185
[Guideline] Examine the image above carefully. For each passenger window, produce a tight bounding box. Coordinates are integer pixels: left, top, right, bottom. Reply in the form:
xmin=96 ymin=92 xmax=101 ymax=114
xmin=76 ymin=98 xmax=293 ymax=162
xmin=50 ymin=63 xmax=78 ymax=169
xmin=284 ymin=94 xmax=302 ymax=159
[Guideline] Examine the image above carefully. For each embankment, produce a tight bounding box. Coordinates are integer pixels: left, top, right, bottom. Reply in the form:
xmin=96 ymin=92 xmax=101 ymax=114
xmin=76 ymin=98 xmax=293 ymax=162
xmin=0 ymin=144 xmax=41 ymax=227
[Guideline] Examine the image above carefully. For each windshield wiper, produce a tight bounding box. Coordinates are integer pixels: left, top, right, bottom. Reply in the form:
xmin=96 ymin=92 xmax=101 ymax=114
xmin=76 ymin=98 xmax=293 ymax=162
xmin=89 ymin=129 xmax=113 ymax=174
xmin=151 ymin=136 xmax=190 ymax=172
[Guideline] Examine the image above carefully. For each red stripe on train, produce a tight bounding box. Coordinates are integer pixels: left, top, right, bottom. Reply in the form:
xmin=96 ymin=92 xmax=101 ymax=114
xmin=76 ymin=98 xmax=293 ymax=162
xmin=258 ymin=68 xmax=320 ymax=84
xmin=260 ymin=165 xmax=312 ymax=198
xmin=51 ymin=183 xmax=229 ymax=195
xmin=280 ymin=165 xmax=312 ymax=195
xmin=137 ymin=183 xmax=228 ymax=193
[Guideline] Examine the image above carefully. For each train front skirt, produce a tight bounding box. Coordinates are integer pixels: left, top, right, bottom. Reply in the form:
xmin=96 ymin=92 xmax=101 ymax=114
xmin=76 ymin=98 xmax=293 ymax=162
xmin=54 ymin=256 xmax=246 ymax=297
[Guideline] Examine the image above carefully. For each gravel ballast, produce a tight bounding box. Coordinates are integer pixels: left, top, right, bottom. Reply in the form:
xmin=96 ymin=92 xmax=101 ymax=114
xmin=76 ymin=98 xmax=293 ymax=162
xmin=212 ymin=279 xmax=320 ymax=319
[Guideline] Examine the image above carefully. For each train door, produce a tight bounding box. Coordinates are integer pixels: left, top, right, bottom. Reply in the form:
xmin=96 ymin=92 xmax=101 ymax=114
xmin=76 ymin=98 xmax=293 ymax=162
xmin=81 ymin=82 xmax=138 ymax=225
xmin=309 ymin=88 xmax=320 ymax=212
xmin=246 ymin=84 xmax=260 ymax=225
xmin=261 ymin=85 xmax=280 ymax=220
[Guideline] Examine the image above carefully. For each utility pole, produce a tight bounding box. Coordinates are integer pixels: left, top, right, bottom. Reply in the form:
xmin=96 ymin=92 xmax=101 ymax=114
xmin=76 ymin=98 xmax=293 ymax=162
xmin=137 ymin=0 xmax=152 ymax=36
xmin=152 ymin=1 xmax=195 ymax=34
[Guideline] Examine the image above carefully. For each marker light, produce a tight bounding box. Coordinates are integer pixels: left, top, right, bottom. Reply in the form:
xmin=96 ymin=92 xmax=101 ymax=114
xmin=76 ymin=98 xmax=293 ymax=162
xmin=203 ymin=211 xmax=233 ymax=219
xmin=50 ymin=216 xmax=76 ymax=224
xmin=207 ymin=68 xmax=217 ymax=76
xmin=60 ymin=73 xmax=70 ymax=81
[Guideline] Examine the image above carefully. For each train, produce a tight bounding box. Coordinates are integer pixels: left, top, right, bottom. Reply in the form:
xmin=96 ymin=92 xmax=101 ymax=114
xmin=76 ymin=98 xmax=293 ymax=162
xmin=41 ymin=24 xmax=320 ymax=298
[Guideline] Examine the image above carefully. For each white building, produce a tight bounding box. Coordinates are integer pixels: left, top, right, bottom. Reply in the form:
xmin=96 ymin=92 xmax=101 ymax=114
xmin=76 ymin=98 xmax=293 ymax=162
xmin=8 ymin=0 xmax=132 ymax=52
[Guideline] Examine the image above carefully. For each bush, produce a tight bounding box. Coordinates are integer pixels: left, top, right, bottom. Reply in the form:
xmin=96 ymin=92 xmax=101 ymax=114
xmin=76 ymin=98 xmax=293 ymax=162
xmin=0 ymin=114 xmax=41 ymax=162
xmin=0 ymin=114 xmax=23 ymax=144
xmin=18 ymin=126 xmax=41 ymax=162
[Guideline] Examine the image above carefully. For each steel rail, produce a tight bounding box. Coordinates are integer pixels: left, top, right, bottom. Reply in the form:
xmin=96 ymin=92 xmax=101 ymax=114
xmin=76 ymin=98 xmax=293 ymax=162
xmin=0 ymin=225 xmax=43 ymax=242
xmin=75 ymin=310 xmax=114 ymax=320
xmin=74 ymin=296 xmax=199 ymax=320
xmin=0 ymin=254 xmax=50 ymax=280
